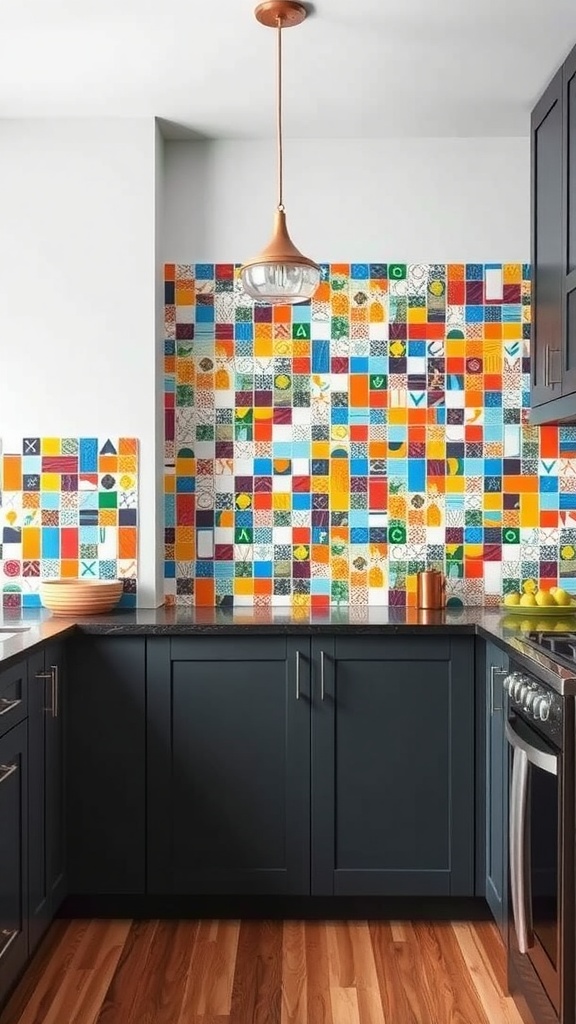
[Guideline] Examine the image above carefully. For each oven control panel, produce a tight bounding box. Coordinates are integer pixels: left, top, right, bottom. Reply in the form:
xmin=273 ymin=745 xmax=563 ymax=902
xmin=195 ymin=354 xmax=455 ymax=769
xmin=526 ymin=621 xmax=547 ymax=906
xmin=503 ymin=670 xmax=563 ymax=739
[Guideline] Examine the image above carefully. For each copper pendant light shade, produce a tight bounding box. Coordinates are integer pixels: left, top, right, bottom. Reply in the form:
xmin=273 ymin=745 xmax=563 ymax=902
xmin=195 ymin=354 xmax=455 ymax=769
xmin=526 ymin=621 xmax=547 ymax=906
xmin=240 ymin=1 xmax=320 ymax=305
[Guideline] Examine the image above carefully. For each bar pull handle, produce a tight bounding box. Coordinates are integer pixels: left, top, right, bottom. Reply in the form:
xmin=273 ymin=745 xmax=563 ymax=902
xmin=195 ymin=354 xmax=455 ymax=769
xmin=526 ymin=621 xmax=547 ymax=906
xmin=544 ymin=344 xmax=550 ymax=387
xmin=0 ymin=929 xmax=18 ymax=963
xmin=37 ymin=666 xmax=58 ymax=718
xmin=0 ymin=697 xmax=21 ymax=717
xmin=490 ymin=665 xmax=506 ymax=714
xmin=0 ymin=763 xmax=18 ymax=787
xmin=320 ymin=650 xmax=326 ymax=701
xmin=295 ymin=650 xmax=300 ymax=701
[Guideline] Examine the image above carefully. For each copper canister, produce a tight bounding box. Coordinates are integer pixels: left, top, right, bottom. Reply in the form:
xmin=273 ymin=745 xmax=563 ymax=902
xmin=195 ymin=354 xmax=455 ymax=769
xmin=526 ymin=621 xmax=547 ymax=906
xmin=416 ymin=569 xmax=446 ymax=610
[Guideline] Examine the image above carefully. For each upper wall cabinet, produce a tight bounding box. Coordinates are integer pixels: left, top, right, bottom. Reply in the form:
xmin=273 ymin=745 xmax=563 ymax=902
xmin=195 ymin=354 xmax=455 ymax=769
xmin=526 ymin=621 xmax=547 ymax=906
xmin=531 ymin=44 xmax=576 ymax=422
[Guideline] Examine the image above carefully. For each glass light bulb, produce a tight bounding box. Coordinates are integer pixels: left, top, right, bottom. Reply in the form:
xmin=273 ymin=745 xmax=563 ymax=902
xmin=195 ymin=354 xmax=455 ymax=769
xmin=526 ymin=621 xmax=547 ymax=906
xmin=240 ymin=262 xmax=320 ymax=304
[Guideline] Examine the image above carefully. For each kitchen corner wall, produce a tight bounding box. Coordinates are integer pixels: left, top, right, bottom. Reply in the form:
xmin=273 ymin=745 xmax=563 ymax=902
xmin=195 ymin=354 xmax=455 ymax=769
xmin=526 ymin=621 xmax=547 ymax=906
xmin=164 ymin=261 xmax=576 ymax=609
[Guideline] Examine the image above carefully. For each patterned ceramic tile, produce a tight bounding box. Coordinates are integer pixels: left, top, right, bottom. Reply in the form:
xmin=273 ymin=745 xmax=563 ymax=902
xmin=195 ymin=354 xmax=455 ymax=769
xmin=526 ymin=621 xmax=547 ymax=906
xmin=0 ymin=437 xmax=139 ymax=609
xmin=164 ymin=262 xmax=576 ymax=608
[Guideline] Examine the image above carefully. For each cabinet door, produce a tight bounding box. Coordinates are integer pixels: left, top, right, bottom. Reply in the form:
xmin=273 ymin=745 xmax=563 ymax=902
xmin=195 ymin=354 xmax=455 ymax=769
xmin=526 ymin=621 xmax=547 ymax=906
xmin=66 ymin=637 xmax=146 ymax=894
xmin=27 ymin=648 xmax=50 ymax=952
xmin=0 ymin=721 xmax=28 ymax=1007
xmin=531 ymin=68 xmax=563 ymax=407
xmin=563 ymin=49 xmax=576 ymax=395
xmin=311 ymin=635 xmax=475 ymax=897
xmin=485 ymin=640 xmax=509 ymax=938
xmin=147 ymin=636 xmax=310 ymax=896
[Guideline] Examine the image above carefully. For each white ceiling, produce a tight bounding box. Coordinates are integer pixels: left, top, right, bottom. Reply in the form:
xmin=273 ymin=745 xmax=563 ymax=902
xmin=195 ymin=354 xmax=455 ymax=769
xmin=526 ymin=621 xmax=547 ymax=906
xmin=1 ymin=0 xmax=576 ymax=138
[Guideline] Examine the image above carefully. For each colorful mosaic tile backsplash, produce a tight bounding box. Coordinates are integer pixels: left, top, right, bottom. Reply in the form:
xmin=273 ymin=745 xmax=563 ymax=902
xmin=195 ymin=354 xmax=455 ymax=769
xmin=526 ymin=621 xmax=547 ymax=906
xmin=0 ymin=437 xmax=139 ymax=609
xmin=164 ymin=262 xmax=576 ymax=608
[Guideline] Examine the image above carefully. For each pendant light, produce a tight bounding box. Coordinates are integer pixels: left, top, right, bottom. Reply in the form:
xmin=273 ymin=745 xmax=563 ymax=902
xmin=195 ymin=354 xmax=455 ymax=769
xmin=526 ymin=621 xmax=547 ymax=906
xmin=240 ymin=1 xmax=320 ymax=305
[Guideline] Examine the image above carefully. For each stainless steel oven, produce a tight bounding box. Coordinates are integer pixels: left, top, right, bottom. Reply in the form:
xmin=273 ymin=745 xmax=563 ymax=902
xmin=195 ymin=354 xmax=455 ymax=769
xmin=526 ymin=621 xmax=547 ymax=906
xmin=504 ymin=635 xmax=576 ymax=1024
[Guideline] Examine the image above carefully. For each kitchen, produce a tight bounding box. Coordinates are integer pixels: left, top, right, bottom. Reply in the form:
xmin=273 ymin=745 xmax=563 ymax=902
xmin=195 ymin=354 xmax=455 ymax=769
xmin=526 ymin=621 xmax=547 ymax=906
xmin=1 ymin=0 xmax=576 ymax=1022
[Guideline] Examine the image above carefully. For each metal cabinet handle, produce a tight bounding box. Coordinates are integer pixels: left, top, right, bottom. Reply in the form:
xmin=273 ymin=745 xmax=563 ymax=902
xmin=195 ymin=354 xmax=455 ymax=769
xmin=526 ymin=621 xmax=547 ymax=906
xmin=320 ymin=650 xmax=326 ymax=701
xmin=295 ymin=650 xmax=300 ymax=700
xmin=0 ymin=929 xmax=18 ymax=963
xmin=36 ymin=666 xmax=58 ymax=718
xmin=490 ymin=665 xmax=506 ymax=714
xmin=544 ymin=345 xmax=561 ymax=387
xmin=0 ymin=763 xmax=18 ymax=786
xmin=0 ymin=697 xmax=21 ymax=717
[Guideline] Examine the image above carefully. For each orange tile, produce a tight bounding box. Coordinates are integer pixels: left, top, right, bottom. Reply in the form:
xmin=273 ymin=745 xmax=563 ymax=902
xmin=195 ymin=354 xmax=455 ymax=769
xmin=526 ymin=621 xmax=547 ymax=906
xmin=350 ymin=375 xmax=369 ymax=407
xmin=234 ymin=578 xmax=254 ymax=596
xmin=22 ymin=527 xmax=40 ymax=560
xmin=196 ymin=579 xmax=215 ymax=605
xmin=118 ymin=438 xmax=138 ymax=455
xmin=119 ymin=527 xmax=138 ymax=560
xmin=540 ymin=425 xmax=559 ymax=458
xmin=465 ymin=561 xmax=484 ymax=578
xmin=273 ymin=305 xmax=291 ymax=323
xmin=2 ymin=455 xmax=22 ymax=491
xmin=330 ymin=459 xmax=349 ymax=512
xmin=255 ymin=579 xmax=273 ymax=596
xmin=165 ymin=264 xmax=175 ymax=281
xmin=311 ymin=545 xmax=330 ymax=563
xmin=505 ymin=475 xmax=537 ymax=492
xmin=60 ymin=560 xmax=79 ymax=578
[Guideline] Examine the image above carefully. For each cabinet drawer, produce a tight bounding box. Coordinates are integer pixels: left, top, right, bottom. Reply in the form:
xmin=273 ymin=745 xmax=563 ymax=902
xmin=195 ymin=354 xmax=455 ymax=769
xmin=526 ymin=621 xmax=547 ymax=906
xmin=333 ymin=635 xmax=450 ymax=662
xmin=0 ymin=660 xmax=27 ymax=740
xmin=170 ymin=635 xmax=288 ymax=662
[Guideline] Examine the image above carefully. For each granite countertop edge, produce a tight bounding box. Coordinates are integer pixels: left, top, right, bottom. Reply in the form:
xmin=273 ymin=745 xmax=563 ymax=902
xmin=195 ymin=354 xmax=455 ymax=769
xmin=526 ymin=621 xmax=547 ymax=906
xmin=0 ymin=605 xmax=535 ymax=668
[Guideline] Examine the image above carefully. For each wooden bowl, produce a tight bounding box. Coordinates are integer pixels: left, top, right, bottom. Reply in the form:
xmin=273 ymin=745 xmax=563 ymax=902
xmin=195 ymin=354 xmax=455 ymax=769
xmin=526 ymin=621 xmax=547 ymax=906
xmin=39 ymin=579 xmax=124 ymax=616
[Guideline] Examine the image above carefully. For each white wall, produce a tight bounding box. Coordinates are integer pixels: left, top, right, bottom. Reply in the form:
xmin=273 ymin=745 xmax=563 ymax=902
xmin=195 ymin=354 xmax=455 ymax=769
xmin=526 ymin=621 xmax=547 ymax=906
xmin=163 ymin=137 xmax=530 ymax=262
xmin=0 ymin=117 xmax=163 ymax=606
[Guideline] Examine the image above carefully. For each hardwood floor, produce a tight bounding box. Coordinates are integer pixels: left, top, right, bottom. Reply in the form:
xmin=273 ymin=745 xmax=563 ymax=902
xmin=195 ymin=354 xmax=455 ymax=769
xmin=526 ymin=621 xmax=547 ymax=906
xmin=0 ymin=918 xmax=524 ymax=1024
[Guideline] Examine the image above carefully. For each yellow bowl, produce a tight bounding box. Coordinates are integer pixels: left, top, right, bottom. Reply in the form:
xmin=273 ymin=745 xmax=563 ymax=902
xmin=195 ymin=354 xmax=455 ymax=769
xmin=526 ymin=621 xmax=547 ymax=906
xmin=40 ymin=579 xmax=123 ymax=616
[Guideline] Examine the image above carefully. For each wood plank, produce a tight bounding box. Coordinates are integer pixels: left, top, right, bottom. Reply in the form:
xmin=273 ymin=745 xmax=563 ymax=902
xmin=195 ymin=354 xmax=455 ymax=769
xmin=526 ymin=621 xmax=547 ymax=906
xmin=1 ymin=921 xmax=91 ymax=1024
xmin=369 ymin=921 xmax=434 ymax=1024
xmin=125 ymin=921 xmax=197 ymax=1024
xmin=94 ymin=921 xmax=159 ymax=1024
xmin=329 ymin=987 xmax=361 ymax=1024
xmin=179 ymin=921 xmax=239 ymax=1019
xmin=281 ymin=921 xmax=307 ymax=1024
xmin=452 ymin=922 xmax=524 ymax=1024
xmin=417 ymin=921 xmax=490 ymax=1024
xmin=228 ymin=921 xmax=282 ymax=1024
xmin=304 ymin=922 xmax=334 ymax=1024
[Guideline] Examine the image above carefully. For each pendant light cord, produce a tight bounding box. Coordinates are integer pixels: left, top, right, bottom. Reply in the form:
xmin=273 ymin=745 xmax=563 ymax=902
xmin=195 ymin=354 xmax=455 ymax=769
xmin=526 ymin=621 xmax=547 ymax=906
xmin=277 ymin=16 xmax=284 ymax=211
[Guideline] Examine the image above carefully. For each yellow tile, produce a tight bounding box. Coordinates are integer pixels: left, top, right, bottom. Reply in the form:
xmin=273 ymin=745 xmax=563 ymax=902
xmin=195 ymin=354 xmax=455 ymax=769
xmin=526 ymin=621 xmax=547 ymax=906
xmin=427 ymin=440 xmax=445 ymax=459
xmin=445 ymin=476 xmax=465 ymax=493
xmin=41 ymin=437 xmax=60 ymax=455
xmin=503 ymin=263 xmax=522 ymax=283
xmin=234 ymin=578 xmax=254 ymax=595
xmin=273 ymin=493 xmax=291 ymax=511
xmin=119 ymin=456 xmax=137 ymax=473
xmin=408 ymin=307 xmax=426 ymax=323
xmin=483 ymin=493 xmax=502 ymax=510
xmin=176 ymin=458 xmax=195 ymax=476
xmin=311 ymin=476 xmax=330 ymax=493
xmin=503 ymin=323 xmax=522 ymax=339
xmin=254 ymin=335 xmax=273 ymax=357
xmin=254 ymin=408 xmax=272 ymax=421
xmin=312 ymin=442 xmax=330 ymax=459
xmin=41 ymin=473 xmax=60 ymax=491
xmin=164 ymin=473 xmax=175 ymax=493
xmin=175 ymin=285 xmax=194 ymax=305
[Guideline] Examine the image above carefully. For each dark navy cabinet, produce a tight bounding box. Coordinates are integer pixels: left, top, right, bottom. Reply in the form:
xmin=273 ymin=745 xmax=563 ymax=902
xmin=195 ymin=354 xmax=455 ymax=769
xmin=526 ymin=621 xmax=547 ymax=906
xmin=311 ymin=635 xmax=475 ymax=896
xmin=0 ymin=720 xmax=28 ymax=1007
xmin=147 ymin=636 xmax=311 ymax=896
xmin=147 ymin=633 xmax=476 ymax=899
xmin=28 ymin=643 xmax=66 ymax=953
xmin=66 ymin=637 xmax=146 ymax=894
xmin=484 ymin=640 xmax=509 ymax=937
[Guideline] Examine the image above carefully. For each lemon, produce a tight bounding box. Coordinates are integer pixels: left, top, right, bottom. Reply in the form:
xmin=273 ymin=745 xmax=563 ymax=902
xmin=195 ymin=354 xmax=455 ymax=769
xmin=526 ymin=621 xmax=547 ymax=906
xmin=503 ymin=592 xmax=521 ymax=606
xmin=535 ymin=589 xmax=557 ymax=607
xmin=519 ymin=593 xmax=537 ymax=607
xmin=553 ymin=587 xmax=573 ymax=607
xmin=522 ymin=579 xmax=537 ymax=594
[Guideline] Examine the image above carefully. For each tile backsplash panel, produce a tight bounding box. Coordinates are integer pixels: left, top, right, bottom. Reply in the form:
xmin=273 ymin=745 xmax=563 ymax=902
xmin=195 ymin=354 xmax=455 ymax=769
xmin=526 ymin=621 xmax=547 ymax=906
xmin=0 ymin=437 xmax=139 ymax=609
xmin=164 ymin=262 xmax=576 ymax=608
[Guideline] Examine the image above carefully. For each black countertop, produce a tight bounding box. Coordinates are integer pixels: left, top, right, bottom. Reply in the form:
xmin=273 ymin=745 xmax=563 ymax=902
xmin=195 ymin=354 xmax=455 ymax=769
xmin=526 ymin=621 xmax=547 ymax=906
xmin=0 ymin=604 xmax=562 ymax=666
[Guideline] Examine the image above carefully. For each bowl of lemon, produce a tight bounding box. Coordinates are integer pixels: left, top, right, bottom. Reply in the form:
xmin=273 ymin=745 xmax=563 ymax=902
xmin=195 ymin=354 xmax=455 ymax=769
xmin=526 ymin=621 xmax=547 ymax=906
xmin=501 ymin=579 xmax=576 ymax=616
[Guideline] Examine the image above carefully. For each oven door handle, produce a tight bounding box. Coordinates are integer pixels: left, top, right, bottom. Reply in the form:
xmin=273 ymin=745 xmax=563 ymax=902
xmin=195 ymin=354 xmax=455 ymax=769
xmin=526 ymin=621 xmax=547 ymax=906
xmin=506 ymin=719 xmax=558 ymax=957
